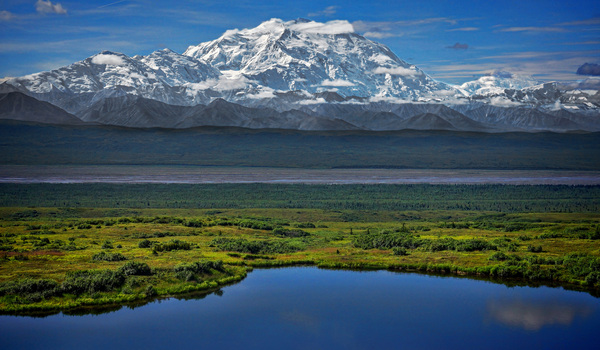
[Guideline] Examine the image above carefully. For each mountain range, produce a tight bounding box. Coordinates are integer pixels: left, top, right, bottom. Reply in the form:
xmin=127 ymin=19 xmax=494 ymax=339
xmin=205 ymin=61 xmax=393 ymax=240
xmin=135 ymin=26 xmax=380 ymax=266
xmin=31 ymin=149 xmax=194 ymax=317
xmin=1 ymin=18 xmax=598 ymax=132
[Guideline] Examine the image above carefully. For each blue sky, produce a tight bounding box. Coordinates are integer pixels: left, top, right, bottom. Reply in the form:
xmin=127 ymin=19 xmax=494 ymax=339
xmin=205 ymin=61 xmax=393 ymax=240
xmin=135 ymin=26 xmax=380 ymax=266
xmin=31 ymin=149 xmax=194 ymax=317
xmin=1 ymin=0 xmax=599 ymax=84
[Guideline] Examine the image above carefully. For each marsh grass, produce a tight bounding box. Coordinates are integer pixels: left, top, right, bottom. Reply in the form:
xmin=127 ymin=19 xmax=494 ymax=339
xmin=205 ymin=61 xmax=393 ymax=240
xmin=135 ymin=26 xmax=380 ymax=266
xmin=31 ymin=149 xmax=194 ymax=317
xmin=1 ymin=206 xmax=599 ymax=314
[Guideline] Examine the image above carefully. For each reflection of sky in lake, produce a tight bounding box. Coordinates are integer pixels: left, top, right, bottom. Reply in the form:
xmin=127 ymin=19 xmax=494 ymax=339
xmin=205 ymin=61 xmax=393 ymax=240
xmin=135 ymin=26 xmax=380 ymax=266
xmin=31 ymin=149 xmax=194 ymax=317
xmin=1 ymin=268 xmax=599 ymax=349
xmin=487 ymin=299 xmax=594 ymax=331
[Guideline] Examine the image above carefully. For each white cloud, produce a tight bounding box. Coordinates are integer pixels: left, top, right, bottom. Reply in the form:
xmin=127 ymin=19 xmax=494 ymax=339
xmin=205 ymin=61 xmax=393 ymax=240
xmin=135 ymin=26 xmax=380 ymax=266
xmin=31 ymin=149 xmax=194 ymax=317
xmin=298 ymin=97 xmax=327 ymax=105
xmin=289 ymin=20 xmax=354 ymax=35
xmin=245 ymin=88 xmax=275 ymax=99
xmin=368 ymin=95 xmax=412 ymax=104
xmin=0 ymin=10 xmax=15 ymax=21
xmin=354 ymin=18 xmax=457 ymax=40
xmin=499 ymin=26 xmax=566 ymax=33
xmin=91 ymin=54 xmax=126 ymax=66
xmin=489 ymin=96 xmax=522 ymax=107
xmin=191 ymin=75 xmax=250 ymax=91
xmin=308 ymin=6 xmax=338 ymax=17
xmin=372 ymin=67 xmax=419 ymax=77
xmin=559 ymin=17 xmax=600 ymax=26
xmin=363 ymin=32 xmax=401 ymax=39
xmin=447 ymin=27 xmax=479 ymax=32
xmin=321 ymin=79 xmax=355 ymax=87
xmin=215 ymin=75 xmax=249 ymax=90
xmin=36 ymin=0 xmax=67 ymax=15
xmin=221 ymin=29 xmax=240 ymax=38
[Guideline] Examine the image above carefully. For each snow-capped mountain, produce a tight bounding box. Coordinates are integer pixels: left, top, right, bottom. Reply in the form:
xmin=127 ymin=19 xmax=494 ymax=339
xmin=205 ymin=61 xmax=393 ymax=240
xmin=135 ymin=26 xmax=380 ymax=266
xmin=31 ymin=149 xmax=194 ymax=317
xmin=3 ymin=49 xmax=226 ymax=113
xmin=459 ymin=71 xmax=540 ymax=96
xmin=184 ymin=18 xmax=457 ymax=100
xmin=0 ymin=18 xmax=598 ymax=132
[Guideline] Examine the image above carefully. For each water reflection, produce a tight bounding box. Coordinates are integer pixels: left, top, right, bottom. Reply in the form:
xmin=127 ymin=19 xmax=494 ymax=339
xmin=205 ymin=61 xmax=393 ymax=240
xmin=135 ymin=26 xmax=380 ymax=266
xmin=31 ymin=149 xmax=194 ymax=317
xmin=279 ymin=310 xmax=322 ymax=333
xmin=487 ymin=299 xmax=594 ymax=331
xmin=1 ymin=268 xmax=600 ymax=350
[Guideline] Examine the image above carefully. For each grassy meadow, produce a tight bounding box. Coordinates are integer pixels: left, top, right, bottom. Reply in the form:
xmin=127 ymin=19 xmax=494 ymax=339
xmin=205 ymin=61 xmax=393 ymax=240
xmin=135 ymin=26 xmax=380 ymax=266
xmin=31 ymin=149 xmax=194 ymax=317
xmin=1 ymin=184 xmax=599 ymax=314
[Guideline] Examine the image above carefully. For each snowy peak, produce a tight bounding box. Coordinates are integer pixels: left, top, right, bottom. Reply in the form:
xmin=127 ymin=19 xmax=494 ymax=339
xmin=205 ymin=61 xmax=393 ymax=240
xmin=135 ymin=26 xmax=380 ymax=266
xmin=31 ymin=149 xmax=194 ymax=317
xmin=459 ymin=71 xmax=540 ymax=96
xmin=184 ymin=18 xmax=456 ymax=99
xmin=7 ymin=50 xmax=164 ymax=95
xmin=2 ymin=18 xmax=598 ymax=132
xmin=135 ymin=48 xmax=220 ymax=86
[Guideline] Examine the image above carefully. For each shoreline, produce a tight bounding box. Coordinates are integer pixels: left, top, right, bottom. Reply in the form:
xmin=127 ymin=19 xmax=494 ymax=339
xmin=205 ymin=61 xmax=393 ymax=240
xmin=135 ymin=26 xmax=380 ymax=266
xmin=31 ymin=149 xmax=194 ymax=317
xmin=1 ymin=204 xmax=598 ymax=316
xmin=2 ymin=261 xmax=598 ymax=316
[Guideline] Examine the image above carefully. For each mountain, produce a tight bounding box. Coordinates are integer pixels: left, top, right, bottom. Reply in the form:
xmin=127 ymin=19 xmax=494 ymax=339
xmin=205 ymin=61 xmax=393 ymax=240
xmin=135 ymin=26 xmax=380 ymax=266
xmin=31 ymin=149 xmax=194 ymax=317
xmin=0 ymin=92 xmax=85 ymax=125
xmin=1 ymin=18 xmax=598 ymax=132
xmin=459 ymin=71 xmax=540 ymax=96
xmin=183 ymin=18 xmax=458 ymax=101
xmin=77 ymin=95 xmax=359 ymax=130
xmin=3 ymin=50 xmax=219 ymax=113
xmin=395 ymin=113 xmax=457 ymax=131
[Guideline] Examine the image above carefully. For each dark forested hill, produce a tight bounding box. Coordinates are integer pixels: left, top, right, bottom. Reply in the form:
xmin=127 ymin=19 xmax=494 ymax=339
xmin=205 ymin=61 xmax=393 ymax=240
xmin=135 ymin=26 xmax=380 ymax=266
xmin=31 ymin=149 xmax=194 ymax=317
xmin=1 ymin=120 xmax=599 ymax=170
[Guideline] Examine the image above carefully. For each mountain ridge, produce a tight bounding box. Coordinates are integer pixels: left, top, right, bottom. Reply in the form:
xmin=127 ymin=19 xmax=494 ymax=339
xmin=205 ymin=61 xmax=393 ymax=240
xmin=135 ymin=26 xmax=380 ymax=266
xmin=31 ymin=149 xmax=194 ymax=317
xmin=1 ymin=18 xmax=598 ymax=132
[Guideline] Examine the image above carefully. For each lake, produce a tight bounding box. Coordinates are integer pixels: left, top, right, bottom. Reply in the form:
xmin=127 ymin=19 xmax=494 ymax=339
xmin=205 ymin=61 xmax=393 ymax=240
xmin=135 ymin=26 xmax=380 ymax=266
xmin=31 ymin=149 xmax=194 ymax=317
xmin=1 ymin=267 xmax=598 ymax=349
xmin=1 ymin=165 xmax=600 ymax=184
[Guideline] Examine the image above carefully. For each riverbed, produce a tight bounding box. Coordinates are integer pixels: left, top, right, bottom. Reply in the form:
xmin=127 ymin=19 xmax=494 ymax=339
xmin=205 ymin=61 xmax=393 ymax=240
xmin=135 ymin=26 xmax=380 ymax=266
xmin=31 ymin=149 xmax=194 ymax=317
xmin=1 ymin=165 xmax=599 ymax=184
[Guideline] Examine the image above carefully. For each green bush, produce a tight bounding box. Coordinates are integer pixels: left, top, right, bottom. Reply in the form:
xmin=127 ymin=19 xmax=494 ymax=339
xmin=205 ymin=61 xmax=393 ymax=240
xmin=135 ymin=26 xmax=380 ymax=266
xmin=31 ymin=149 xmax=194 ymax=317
xmin=145 ymin=285 xmax=157 ymax=297
xmin=295 ymin=222 xmax=316 ymax=229
xmin=138 ymin=239 xmax=153 ymax=248
xmin=0 ymin=278 xmax=58 ymax=298
xmin=392 ymin=247 xmax=408 ymax=256
xmin=527 ymin=245 xmax=543 ymax=253
xmin=153 ymin=239 xmax=192 ymax=252
xmin=92 ymin=251 xmax=127 ymax=262
xmin=61 ymin=270 xmax=126 ymax=295
xmin=272 ymin=227 xmax=309 ymax=237
xmin=211 ymin=238 xmax=301 ymax=254
xmin=174 ymin=260 xmax=223 ymax=281
xmin=489 ymin=252 xmax=509 ymax=261
xmin=118 ymin=261 xmax=152 ymax=276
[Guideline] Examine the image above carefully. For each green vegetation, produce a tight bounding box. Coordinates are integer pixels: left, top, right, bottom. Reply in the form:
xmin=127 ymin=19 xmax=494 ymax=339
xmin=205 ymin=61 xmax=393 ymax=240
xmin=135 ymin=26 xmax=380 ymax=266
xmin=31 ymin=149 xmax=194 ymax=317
xmin=1 ymin=183 xmax=599 ymax=212
xmin=0 ymin=184 xmax=599 ymax=314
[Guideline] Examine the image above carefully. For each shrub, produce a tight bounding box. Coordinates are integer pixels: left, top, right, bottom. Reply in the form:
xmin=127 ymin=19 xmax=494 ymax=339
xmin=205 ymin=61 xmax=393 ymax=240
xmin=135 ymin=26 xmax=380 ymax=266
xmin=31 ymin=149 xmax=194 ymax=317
xmin=392 ymin=247 xmax=408 ymax=256
xmin=145 ymin=285 xmax=157 ymax=297
xmin=101 ymin=240 xmax=114 ymax=249
xmin=211 ymin=238 xmax=301 ymax=254
xmin=138 ymin=239 xmax=153 ymax=248
xmin=118 ymin=261 xmax=152 ymax=276
xmin=153 ymin=239 xmax=192 ymax=252
xmin=272 ymin=227 xmax=309 ymax=237
xmin=489 ymin=252 xmax=509 ymax=261
xmin=92 ymin=251 xmax=127 ymax=262
xmin=527 ymin=245 xmax=543 ymax=253
xmin=507 ymin=242 xmax=519 ymax=252
xmin=61 ymin=270 xmax=126 ymax=295
xmin=174 ymin=260 xmax=223 ymax=280
xmin=294 ymin=222 xmax=316 ymax=229
xmin=0 ymin=278 xmax=58 ymax=298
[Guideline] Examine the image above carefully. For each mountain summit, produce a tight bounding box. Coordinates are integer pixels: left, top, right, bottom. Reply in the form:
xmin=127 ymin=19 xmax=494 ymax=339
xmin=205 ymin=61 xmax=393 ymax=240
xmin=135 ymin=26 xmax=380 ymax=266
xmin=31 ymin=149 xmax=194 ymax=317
xmin=0 ymin=18 xmax=598 ymax=132
xmin=183 ymin=18 xmax=456 ymax=100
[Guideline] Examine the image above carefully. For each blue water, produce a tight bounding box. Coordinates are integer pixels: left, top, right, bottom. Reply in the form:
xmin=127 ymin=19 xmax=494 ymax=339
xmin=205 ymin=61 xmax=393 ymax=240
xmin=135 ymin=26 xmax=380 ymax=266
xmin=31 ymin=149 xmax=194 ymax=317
xmin=1 ymin=267 xmax=599 ymax=349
